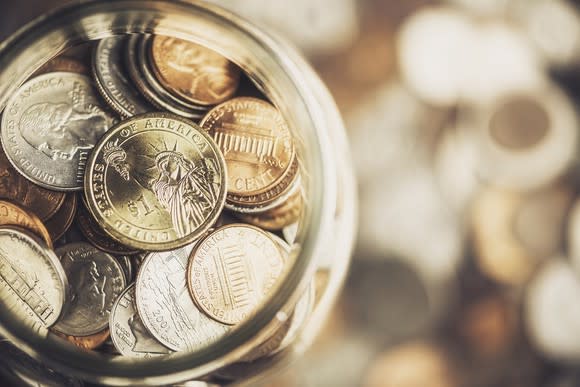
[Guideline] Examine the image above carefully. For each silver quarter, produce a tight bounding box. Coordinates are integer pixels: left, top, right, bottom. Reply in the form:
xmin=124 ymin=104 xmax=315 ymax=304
xmin=0 ymin=227 xmax=67 ymax=331
xmin=109 ymin=283 xmax=171 ymax=358
xmin=135 ymin=245 xmax=230 ymax=352
xmin=1 ymin=72 xmax=116 ymax=191
xmin=125 ymin=35 xmax=205 ymax=119
xmin=93 ymin=37 xmax=153 ymax=117
xmin=54 ymin=242 xmax=126 ymax=336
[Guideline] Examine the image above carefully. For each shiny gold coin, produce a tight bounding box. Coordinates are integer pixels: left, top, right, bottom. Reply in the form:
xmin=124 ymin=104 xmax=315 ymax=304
xmin=84 ymin=113 xmax=227 ymax=251
xmin=188 ymin=224 xmax=285 ymax=325
xmin=0 ymin=144 xmax=66 ymax=221
xmin=33 ymin=56 xmax=89 ymax=76
xmin=76 ymin=202 xmax=140 ymax=256
xmin=238 ymin=188 xmax=303 ymax=230
xmin=53 ymin=328 xmax=110 ymax=350
xmin=45 ymin=193 xmax=77 ymax=242
xmin=0 ymin=200 xmax=52 ymax=248
xmin=200 ymin=97 xmax=296 ymax=198
xmin=150 ymin=35 xmax=240 ymax=106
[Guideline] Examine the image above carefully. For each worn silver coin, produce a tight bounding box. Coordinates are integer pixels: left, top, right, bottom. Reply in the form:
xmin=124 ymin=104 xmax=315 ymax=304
xmin=93 ymin=37 xmax=153 ymax=117
xmin=109 ymin=283 xmax=171 ymax=358
xmin=1 ymin=72 xmax=116 ymax=191
xmin=135 ymin=245 xmax=230 ymax=352
xmin=0 ymin=227 xmax=67 ymax=331
xmin=54 ymin=242 xmax=126 ymax=336
xmin=125 ymin=35 xmax=205 ymax=119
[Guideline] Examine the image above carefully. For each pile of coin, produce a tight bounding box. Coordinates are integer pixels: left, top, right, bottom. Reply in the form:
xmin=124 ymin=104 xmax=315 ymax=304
xmin=0 ymin=34 xmax=306 ymax=361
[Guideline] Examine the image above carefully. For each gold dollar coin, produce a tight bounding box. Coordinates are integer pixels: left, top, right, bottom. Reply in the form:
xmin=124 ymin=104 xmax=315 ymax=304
xmin=150 ymin=35 xmax=240 ymax=106
xmin=188 ymin=224 xmax=285 ymax=325
xmin=84 ymin=113 xmax=227 ymax=251
xmin=200 ymin=97 xmax=296 ymax=199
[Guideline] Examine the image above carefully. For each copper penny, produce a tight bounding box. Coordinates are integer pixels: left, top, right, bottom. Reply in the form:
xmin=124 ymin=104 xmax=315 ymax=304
xmin=45 ymin=193 xmax=77 ymax=242
xmin=0 ymin=144 xmax=66 ymax=221
xmin=150 ymin=35 xmax=240 ymax=106
xmin=0 ymin=200 xmax=52 ymax=248
xmin=188 ymin=224 xmax=285 ymax=325
xmin=200 ymin=97 xmax=296 ymax=199
xmin=34 ymin=56 xmax=89 ymax=76
xmin=53 ymin=328 xmax=110 ymax=350
xmin=238 ymin=188 xmax=303 ymax=230
xmin=76 ymin=203 xmax=140 ymax=256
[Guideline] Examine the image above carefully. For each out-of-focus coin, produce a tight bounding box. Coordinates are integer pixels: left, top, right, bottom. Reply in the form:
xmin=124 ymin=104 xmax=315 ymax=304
xmin=476 ymin=84 xmax=578 ymax=190
xmin=84 ymin=113 xmax=227 ymax=251
xmin=363 ymin=341 xmax=457 ymax=387
xmin=93 ymin=37 xmax=153 ymax=117
xmin=1 ymin=72 xmax=117 ymax=191
xmin=200 ymin=97 xmax=296 ymax=198
xmin=0 ymin=227 xmax=67 ymax=330
xmin=525 ymin=259 xmax=580 ymax=362
xmin=276 ymin=280 xmax=315 ymax=353
xmin=53 ymin=328 xmax=110 ymax=350
xmin=0 ymin=200 xmax=53 ymax=248
xmin=45 ymin=193 xmax=77 ymax=242
xmin=283 ymin=222 xmax=299 ymax=245
xmin=76 ymin=202 xmax=140 ymax=255
xmin=237 ymin=188 xmax=303 ymax=230
xmin=125 ymin=35 xmax=206 ymax=119
xmin=188 ymin=224 xmax=286 ymax=325
xmin=150 ymin=36 xmax=240 ymax=106
xmin=0 ymin=143 xmax=66 ymax=221
xmin=136 ymin=245 xmax=230 ymax=352
xmin=54 ymin=242 xmax=126 ymax=336
xmin=34 ymin=56 xmax=88 ymax=76
xmin=110 ymin=283 xmax=171 ymax=358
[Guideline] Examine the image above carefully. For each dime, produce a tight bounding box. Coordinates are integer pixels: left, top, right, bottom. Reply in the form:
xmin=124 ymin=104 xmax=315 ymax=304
xmin=125 ymin=35 xmax=205 ymax=119
xmin=53 ymin=328 xmax=110 ymax=350
xmin=135 ymin=245 xmax=230 ymax=352
xmin=34 ymin=56 xmax=88 ymax=76
xmin=110 ymin=283 xmax=171 ymax=357
xmin=200 ymin=97 xmax=296 ymax=198
xmin=0 ymin=143 xmax=66 ymax=221
xmin=45 ymin=193 xmax=77 ymax=242
xmin=0 ymin=200 xmax=53 ymax=248
xmin=188 ymin=224 xmax=286 ymax=325
xmin=54 ymin=242 xmax=126 ymax=336
xmin=84 ymin=113 xmax=227 ymax=251
xmin=92 ymin=37 xmax=153 ymax=117
xmin=1 ymin=72 xmax=117 ymax=191
xmin=237 ymin=188 xmax=303 ymax=230
xmin=150 ymin=35 xmax=240 ymax=106
xmin=76 ymin=203 xmax=140 ymax=255
xmin=0 ymin=227 xmax=67 ymax=331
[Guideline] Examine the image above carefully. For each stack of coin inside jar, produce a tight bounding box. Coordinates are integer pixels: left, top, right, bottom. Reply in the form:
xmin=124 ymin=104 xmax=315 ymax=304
xmin=0 ymin=33 xmax=309 ymax=365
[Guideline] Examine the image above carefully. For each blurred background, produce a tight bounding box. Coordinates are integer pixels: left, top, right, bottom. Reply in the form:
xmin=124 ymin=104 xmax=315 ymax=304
xmin=5 ymin=0 xmax=580 ymax=386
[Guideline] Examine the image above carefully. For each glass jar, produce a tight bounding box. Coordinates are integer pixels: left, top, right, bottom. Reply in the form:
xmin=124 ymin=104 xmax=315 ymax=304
xmin=0 ymin=0 xmax=355 ymax=385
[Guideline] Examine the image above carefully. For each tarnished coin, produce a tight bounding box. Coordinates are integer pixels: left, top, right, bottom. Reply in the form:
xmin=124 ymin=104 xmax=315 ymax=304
xmin=0 ymin=143 xmax=66 ymax=221
xmin=0 ymin=227 xmax=67 ymax=331
xmin=54 ymin=242 xmax=126 ymax=336
xmin=200 ymin=97 xmax=296 ymax=198
xmin=150 ymin=35 xmax=240 ymax=106
xmin=0 ymin=200 xmax=53 ymax=248
xmin=76 ymin=202 xmax=140 ymax=255
xmin=84 ymin=113 xmax=227 ymax=251
xmin=125 ymin=35 xmax=206 ymax=119
xmin=34 ymin=56 xmax=88 ymax=76
xmin=135 ymin=246 xmax=230 ymax=352
xmin=1 ymin=72 xmax=116 ymax=191
xmin=110 ymin=283 xmax=171 ymax=358
xmin=53 ymin=328 xmax=110 ymax=350
xmin=93 ymin=37 xmax=153 ymax=117
xmin=188 ymin=224 xmax=286 ymax=325
xmin=238 ymin=188 xmax=303 ymax=230
xmin=45 ymin=193 xmax=77 ymax=242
